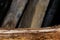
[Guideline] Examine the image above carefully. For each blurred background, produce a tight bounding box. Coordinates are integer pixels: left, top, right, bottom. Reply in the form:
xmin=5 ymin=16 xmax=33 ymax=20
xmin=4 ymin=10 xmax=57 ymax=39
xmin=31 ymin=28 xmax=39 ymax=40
xmin=0 ymin=0 xmax=60 ymax=28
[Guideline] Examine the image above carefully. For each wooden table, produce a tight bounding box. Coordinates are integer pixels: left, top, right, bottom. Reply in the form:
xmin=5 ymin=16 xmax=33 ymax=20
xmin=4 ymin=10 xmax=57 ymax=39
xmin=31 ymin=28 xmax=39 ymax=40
xmin=0 ymin=28 xmax=60 ymax=40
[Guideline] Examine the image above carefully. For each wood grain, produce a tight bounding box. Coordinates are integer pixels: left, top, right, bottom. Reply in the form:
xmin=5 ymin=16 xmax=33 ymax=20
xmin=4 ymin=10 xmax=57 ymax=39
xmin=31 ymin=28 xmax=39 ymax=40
xmin=0 ymin=27 xmax=60 ymax=40
xmin=31 ymin=0 xmax=50 ymax=28
xmin=2 ymin=0 xmax=28 ymax=28
xmin=19 ymin=0 xmax=38 ymax=28
xmin=19 ymin=0 xmax=50 ymax=28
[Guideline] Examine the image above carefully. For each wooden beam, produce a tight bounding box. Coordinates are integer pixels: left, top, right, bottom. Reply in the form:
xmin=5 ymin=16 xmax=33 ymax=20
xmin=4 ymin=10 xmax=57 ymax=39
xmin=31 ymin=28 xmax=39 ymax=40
xmin=31 ymin=0 xmax=50 ymax=28
xmin=19 ymin=0 xmax=50 ymax=28
xmin=19 ymin=0 xmax=39 ymax=28
xmin=2 ymin=0 xmax=28 ymax=28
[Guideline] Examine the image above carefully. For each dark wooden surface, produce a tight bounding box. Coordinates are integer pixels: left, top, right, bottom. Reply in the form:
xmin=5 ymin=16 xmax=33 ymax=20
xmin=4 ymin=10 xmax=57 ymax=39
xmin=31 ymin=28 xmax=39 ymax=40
xmin=0 ymin=0 xmax=50 ymax=28
xmin=19 ymin=0 xmax=39 ymax=28
xmin=19 ymin=0 xmax=49 ymax=28
xmin=2 ymin=0 xmax=28 ymax=28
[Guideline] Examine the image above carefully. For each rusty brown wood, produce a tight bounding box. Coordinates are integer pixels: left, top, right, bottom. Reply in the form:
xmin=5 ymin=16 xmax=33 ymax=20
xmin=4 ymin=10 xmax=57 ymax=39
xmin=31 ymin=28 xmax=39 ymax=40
xmin=2 ymin=0 xmax=28 ymax=28
xmin=19 ymin=0 xmax=50 ymax=28
xmin=0 ymin=27 xmax=60 ymax=40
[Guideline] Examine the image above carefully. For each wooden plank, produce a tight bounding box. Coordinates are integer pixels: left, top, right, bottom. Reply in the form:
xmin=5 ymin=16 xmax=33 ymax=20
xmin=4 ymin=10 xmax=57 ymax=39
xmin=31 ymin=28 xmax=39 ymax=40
xmin=19 ymin=0 xmax=49 ymax=28
xmin=31 ymin=0 xmax=50 ymax=28
xmin=19 ymin=0 xmax=39 ymax=28
xmin=0 ymin=28 xmax=58 ymax=33
xmin=2 ymin=0 xmax=28 ymax=28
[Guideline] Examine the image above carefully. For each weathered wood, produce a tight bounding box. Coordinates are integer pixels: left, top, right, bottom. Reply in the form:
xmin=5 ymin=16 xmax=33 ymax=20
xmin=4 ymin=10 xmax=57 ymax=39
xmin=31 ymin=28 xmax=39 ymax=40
xmin=19 ymin=0 xmax=50 ymax=28
xmin=31 ymin=0 xmax=50 ymax=28
xmin=19 ymin=0 xmax=39 ymax=28
xmin=2 ymin=0 xmax=28 ymax=28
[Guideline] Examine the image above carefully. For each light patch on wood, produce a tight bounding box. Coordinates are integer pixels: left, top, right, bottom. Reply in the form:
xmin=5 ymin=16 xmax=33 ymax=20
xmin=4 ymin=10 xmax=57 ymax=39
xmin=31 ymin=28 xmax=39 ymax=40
xmin=0 ymin=29 xmax=56 ymax=33
xmin=19 ymin=0 xmax=38 ymax=28
xmin=31 ymin=0 xmax=50 ymax=28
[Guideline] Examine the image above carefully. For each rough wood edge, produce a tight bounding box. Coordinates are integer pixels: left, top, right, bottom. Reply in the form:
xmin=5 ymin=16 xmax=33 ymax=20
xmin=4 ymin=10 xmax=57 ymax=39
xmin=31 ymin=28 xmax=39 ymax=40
xmin=19 ymin=0 xmax=39 ymax=28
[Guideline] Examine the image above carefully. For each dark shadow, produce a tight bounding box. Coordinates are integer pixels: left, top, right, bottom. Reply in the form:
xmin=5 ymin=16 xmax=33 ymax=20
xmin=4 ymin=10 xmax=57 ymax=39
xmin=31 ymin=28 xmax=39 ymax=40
xmin=0 ymin=0 xmax=12 ymax=27
xmin=42 ymin=0 xmax=60 ymax=27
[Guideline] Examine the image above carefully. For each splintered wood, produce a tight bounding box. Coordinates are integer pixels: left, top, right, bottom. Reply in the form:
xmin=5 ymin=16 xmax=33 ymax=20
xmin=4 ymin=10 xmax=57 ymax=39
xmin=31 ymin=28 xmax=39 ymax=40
xmin=0 ymin=28 xmax=60 ymax=40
